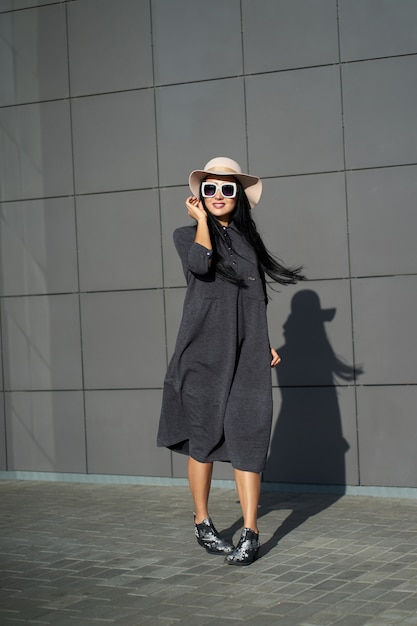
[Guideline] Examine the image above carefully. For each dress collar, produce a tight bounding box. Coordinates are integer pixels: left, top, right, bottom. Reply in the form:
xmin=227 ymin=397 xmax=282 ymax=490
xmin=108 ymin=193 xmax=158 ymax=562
xmin=218 ymin=220 xmax=240 ymax=235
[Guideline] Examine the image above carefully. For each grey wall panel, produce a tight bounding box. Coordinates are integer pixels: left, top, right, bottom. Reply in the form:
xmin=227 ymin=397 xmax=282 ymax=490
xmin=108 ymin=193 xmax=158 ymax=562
xmin=0 ymin=197 xmax=78 ymax=296
xmin=343 ymin=56 xmax=417 ymax=170
xmin=85 ymin=389 xmax=170 ymax=476
xmin=0 ymin=1 xmax=56 ymax=11
xmin=160 ymin=187 xmax=190 ymax=288
xmin=357 ymin=386 xmax=417 ymax=488
xmin=0 ymin=394 xmax=5 ymax=470
xmin=152 ymin=0 xmax=242 ymax=85
xmin=81 ymin=290 xmax=166 ymax=389
xmin=255 ymin=173 xmax=349 ymax=280
xmin=246 ymin=66 xmax=344 ymax=177
xmin=156 ymin=79 xmax=247 ymax=188
xmin=0 ymin=4 xmax=68 ymax=106
xmin=164 ymin=287 xmax=186 ymax=364
xmin=0 ymin=100 xmax=73 ymax=202
xmin=242 ymin=0 xmax=338 ymax=73
xmin=267 ymin=281 xmax=355 ymax=388
xmin=339 ymin=0 xmax=417 ymax=61
xmin=265 ymin=386 xmax=358 ymax=486
xmin=2 ymin=294 xmax=82 ymax=391
xmin=352 ymin=276 xmax=417 ymax=385
xmin=71 ymin=90 xmax=157 ymax=195
xmin=77 ymin=190 xmax=162 ymax=292
xmin=68 ymin=0 xmax=152 ymax=96
xmin=347 ymin=166 xmax=417 ymax=277
xmin=5 ymin=391 xmax=86 ymax=472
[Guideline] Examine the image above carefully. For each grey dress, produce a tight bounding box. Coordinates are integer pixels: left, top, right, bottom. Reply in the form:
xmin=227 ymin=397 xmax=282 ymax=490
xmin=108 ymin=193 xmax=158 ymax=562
xmin=157 ymin=222 xmax=273 ymax=473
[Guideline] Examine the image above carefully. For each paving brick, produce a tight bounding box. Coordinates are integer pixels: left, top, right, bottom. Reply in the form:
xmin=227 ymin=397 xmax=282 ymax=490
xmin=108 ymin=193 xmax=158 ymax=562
xmin=1 ymin=481 xmax=417 ymax=625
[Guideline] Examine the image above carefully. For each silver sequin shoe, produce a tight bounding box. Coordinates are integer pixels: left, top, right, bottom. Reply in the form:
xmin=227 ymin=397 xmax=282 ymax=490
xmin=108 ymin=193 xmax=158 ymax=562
xmin=194 ymin=516 xmax=234 ymax=555
xmin=224 ymin=527 xmax=260 ymax=566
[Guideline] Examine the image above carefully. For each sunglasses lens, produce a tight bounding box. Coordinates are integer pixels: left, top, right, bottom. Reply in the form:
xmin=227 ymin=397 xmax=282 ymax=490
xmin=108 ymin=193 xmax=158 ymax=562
xmin=222 ymin=184 xmax=235 ymax=197
xmin=202 ymin=183 xmax=216 ymax=197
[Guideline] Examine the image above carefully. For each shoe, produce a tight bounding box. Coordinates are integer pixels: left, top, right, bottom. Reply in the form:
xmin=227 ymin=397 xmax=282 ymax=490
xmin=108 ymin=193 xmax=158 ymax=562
xmin=194 ymin=516 xmax=234 ymax=555
xmin=224 ymin=527 xmax=260 ymax=566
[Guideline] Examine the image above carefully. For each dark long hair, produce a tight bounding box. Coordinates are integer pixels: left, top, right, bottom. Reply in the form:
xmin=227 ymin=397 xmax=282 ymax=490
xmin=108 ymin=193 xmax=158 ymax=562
xmin=201 ymin=180 xmax=305 ymax=300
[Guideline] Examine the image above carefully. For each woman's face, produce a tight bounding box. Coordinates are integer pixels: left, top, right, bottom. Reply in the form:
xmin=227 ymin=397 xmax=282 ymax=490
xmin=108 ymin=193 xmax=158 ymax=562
xmin=201 ymin=175 xmax=237 ymax=225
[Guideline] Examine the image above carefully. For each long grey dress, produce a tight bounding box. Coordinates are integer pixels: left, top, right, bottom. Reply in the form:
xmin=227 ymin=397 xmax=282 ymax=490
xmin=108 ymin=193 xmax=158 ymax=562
xmin=157 ymin=222 xmax=273 ymax=473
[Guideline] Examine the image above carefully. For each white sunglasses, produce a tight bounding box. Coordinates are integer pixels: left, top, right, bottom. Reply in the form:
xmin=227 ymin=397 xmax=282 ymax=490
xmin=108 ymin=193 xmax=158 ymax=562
xmin=201 ymin=181 xmax=237 ymax=198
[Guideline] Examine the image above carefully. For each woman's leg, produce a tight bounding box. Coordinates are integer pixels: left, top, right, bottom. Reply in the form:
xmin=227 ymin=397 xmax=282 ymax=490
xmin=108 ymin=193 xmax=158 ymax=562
xmin=189 ymin=457 xmax=234 ymax=555
xmin=233 ymin=469 xmax=261 ymax=533
xmin=188 ymin=456 xmax=213 ymax=523
xmin=224 ymin=469 xmax=261 ymax=565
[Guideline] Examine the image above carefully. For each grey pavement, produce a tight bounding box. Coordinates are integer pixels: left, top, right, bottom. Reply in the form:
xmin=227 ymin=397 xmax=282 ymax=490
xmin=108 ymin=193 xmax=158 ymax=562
xmin=0 ymin=480 xmax=417 ymax=626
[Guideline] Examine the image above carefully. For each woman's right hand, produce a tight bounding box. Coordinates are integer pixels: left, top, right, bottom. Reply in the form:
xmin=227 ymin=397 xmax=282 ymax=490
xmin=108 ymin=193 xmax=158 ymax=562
xmin=186 ymin=196 xmax=207 ymax=222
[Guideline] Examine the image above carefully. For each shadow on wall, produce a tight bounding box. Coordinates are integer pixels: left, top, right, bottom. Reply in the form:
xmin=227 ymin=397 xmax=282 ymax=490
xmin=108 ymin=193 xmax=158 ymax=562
xmin=265 ymin=289 xmax=362 ymax=488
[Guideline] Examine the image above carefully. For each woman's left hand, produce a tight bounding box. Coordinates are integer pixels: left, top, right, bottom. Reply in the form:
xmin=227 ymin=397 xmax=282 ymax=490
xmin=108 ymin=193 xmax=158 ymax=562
xmin=270 ymin=348 xmax=281 ymax=367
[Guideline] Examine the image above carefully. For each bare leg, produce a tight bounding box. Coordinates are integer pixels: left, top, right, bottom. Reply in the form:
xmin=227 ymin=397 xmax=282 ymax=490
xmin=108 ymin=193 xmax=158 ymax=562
xmin=188 ymin=457 xmax=213 ymax=523
xmin=233 ymin=469 xmax=261 ymax=533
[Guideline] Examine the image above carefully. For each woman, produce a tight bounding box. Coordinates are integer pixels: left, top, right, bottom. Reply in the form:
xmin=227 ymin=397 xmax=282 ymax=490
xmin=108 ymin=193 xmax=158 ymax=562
xmin=157 ymin=157 xmax=304 ymax=565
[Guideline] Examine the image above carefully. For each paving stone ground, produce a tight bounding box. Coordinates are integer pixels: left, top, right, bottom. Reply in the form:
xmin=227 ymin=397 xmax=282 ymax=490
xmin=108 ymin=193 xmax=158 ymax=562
xmin=0 ymin=480 xmax=417 ymax=625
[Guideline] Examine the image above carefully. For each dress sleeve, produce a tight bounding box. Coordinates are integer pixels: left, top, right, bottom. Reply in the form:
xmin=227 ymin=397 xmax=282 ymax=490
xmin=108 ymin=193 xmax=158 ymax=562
xmin=173 ymin=226 xmax=213 ymax=276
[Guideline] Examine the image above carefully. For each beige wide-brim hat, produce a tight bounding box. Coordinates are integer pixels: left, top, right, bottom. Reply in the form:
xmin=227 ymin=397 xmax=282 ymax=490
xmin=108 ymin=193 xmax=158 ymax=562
xmin=189 ymin=157 xmax=262 ymax=209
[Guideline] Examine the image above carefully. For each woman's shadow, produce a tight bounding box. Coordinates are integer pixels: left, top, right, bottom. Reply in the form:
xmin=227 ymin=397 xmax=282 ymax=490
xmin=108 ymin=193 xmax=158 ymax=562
xmin=224 ymin=289 xmax=362 ymax=558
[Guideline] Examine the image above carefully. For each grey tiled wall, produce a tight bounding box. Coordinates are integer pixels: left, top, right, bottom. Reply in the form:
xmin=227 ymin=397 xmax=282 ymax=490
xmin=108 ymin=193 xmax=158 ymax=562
xmin=1 ymin=0 xmax=416 ymax=488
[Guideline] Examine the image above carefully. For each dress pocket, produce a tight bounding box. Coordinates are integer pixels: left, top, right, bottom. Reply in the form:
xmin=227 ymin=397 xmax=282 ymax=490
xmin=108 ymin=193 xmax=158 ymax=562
xmin=243 ymin=276 xmax=265 ymax=301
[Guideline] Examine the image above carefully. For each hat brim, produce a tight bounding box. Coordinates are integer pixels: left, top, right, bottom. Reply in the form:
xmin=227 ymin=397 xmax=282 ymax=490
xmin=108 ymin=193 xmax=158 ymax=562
xmin=189 ymin=169 xmax=262 ymax=209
